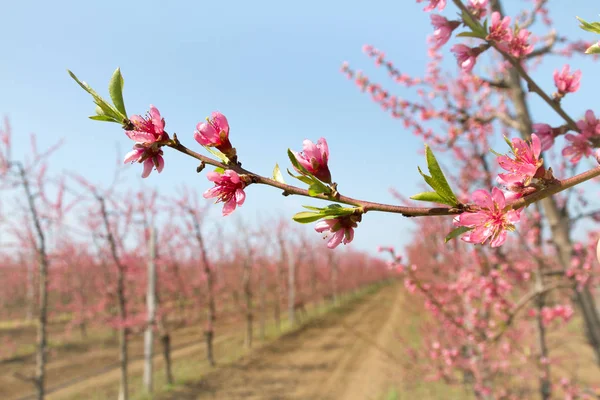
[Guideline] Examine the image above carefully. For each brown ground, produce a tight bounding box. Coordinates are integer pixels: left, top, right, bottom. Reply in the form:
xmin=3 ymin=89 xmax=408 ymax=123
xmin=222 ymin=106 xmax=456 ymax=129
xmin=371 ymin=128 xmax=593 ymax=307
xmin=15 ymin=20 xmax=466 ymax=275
xmin=4 ymin=283 xmax=416 ymax=400
xmin=159 ymin=283 xmax=404 ymax=400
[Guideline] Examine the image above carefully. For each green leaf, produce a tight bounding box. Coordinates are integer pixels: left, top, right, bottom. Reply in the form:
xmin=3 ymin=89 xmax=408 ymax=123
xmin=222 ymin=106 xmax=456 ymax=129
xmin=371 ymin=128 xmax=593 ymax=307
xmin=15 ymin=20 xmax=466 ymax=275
xmin=321 ymin=205 xmax=356 ymax=217
xmin=272 ymin=163 xmax=285 ymax=183
xmin=461 ymin=10 xmax=480 ymax=32
xmin=68 ymin=69 xmax=122 ymax=122
xmin=585 ymin=43 xmax=600 ymax=54
xmin=418 ymin=168 xmax=454 ymax=205
xmin=214 ymin=167 xmax=225 ymax=174
xmin=89 ymin=115 xmax=119 ymax=122
xmin=410 ymin=191 xmax=454 ymax=206
xmin=287 ymin=168 xmax=314 ymax=185
xmin=577 ymin=17 xmax=600 ymax=34
xmin=445 ymin=226 xmax=472 ymax=243
xmin=308 ymin=183 xmax=326 ymax=197
xmin=307 ymin=180 xmax=330 ymax=197
xmin=456 ymin=31 xmax=486 ymax=39
xmin=302 ymin=205 xmax=323 ymax=211
xmin=424 ymin=145 xmax=458 ymax=205
xmin=108 ymin=68 xmax=127 ymax=119
xmin=292 ymin=211 xmax=324 ymax=224
xmin=203 ymin=145 xmax=230 ymax=164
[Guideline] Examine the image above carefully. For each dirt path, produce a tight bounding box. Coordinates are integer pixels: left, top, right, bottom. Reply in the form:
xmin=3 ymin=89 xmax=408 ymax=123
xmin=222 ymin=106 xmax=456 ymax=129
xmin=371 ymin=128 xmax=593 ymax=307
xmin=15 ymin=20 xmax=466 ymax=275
xmin=160 ymin=283 xmax=403 ymax=400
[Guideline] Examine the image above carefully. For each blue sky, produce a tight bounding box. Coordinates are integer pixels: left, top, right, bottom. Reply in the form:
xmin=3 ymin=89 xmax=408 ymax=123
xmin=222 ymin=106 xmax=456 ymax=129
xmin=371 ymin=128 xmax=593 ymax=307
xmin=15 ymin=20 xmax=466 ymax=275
xmin=1 ymin=0 xmax=599 ymax=254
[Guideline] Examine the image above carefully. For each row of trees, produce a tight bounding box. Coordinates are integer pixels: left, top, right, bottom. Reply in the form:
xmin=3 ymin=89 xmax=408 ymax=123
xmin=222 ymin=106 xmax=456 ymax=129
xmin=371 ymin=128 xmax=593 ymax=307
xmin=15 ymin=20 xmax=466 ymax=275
xmin=0 ymin=121 xmax=394 ymax=400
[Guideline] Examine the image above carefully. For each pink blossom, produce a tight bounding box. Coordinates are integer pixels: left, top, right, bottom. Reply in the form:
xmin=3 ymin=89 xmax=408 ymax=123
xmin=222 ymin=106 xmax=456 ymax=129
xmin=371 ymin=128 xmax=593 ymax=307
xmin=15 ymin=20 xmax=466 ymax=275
xmin=124 ymin=147 xmax=165 ymax=178
xmin=508 ymin=29 xmax=533 ymax=58
xmin=315 ymin=216 xmax=358 ymax=249
xmin=486 ymin=12 xmax=512 ymax=43
xmin=532 ymin=123 xmax=554 ymax=151
xmin=497 ymin=134 xmax=543 ymax=186
xmin=467 ymin=0 xmax=488 ymax=18
xmin=562 ymin=134 xmax=592 ymax=164
xmin=203 ymin=170 xmax=247 ymax=216
xmin=417 ymin=0 xmax=446 ymax=12
xmin=553 ymin=65 xmax=582 ymax=94
xmin=576 ymin=109 xmax=600 ymax=137
xmin=123 ymin=105 xmax=169 ymax=178
xmin=455 ymin=188 xmax=521 ymax=247
xmin=194 ymin=112 xmax=230 ymax=147
xmin=451 ymin=44 xmax=478 ymax=73
xmin=126 ymin=105 xmax=167 ymax=143
xmin=292 ymin=138 xmax=332 ymax=183
xmin=430 ymin=15 xmax=459 ymax=49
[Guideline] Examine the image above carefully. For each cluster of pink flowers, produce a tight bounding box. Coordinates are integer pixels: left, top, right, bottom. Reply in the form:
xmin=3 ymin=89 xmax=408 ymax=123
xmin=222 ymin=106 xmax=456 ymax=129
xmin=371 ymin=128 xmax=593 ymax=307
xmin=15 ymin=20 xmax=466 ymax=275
xmin=123 ymin=105 xmax=169 ymax=178
xmin=533 ymin=304 xmax=574 ymax=326
xmin=486 ymin=12 xmax=533 ymax=58
xmin=455 ymin=188 xmax=521 ymax=247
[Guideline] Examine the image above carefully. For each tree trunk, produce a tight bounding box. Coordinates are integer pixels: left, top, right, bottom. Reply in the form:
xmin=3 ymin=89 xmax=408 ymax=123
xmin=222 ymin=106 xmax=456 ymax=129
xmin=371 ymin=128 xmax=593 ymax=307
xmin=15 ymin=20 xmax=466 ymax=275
xmin=18 ymin=164 xmax=48 ymax=400
xmin=243 ymin=258 xmax=253 ymax=349
xmin=35 ymin=252 xmax=48 ymax=400
xmin=98 ymin=196 xmax=128 ymax=400
xmin=191 ymin=213 xmax=216 ymax=367
xmin=288 ymin=258 xmax=297 ymax=326
xmin=26 ymin=255 xmax=34 ymax=322
xmin=161 ymin=333 xmax=174 ymax=385
xmin=117 ymin=269 xmax=128 ymax=400
xmin=329 ymin=253 xmax=339 ymax=306
xmin=259 ymin=263 xmax=266 ymax=340
xmin=143 ymin=227 xmax=157 ymax=393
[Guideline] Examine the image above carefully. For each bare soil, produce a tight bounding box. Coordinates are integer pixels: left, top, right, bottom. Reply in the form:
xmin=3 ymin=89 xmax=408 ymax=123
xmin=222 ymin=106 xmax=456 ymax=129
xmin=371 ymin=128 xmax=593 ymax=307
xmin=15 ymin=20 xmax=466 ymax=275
xmin=159 ymin=283 xmax=403 ymax=400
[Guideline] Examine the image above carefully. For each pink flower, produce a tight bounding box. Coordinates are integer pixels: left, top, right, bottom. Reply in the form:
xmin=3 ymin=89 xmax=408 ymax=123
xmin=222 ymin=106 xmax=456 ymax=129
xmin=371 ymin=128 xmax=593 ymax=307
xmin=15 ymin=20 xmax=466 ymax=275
xmin=203 ymin=170 xmax=247 ymax=216
xmin=430 ymin=15 xmax=459 ymax=49
xmin=126 ymin=105 xmax=167 ymax=143
xmin=576 ymin=109 xmax=600 ymax=137
xmin=292 ymin=138 xmax=332 ymax=183
xmin=554 ymin=65 xmax=582 ymax=94
xmin=123 ymin=105 xmax=169 ymax=178
xmin=562 ymin=134 xmax=592 ymax=164
xmin=455 ymin=188 xmax=521 ymax=247
xmin=417 ymin=0 xmax=446 ymax=12
xmin=194 ymin=111 xmax=236 ymax=160
xmin=508 ymin=29 xmax=533 ymax=58
xmin=486 ymin=12 xmax=512 ymax=43
xmin=467 ymin=0 xmax=488 ymax=19
xmin=532 ymin=123 xmax=555 ymax=151
xmin=451 ymin=44 xmax=478 ymax=73
xmin=124 ymin=147 xmax=165 ymax=178
xmin=315 ymin=216 xmax=359 ymax=249
xmin=497 ymin=134 xmax=543 ymax=186
xmin=194 ymin=112 xmax=230 ymax=147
